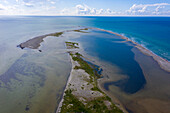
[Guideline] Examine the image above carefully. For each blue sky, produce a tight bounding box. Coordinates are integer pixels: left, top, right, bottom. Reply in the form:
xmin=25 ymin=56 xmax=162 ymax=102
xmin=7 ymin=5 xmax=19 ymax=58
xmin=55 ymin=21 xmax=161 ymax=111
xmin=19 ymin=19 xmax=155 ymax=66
xmin=0 ymin=0 xmax=170 ymax=16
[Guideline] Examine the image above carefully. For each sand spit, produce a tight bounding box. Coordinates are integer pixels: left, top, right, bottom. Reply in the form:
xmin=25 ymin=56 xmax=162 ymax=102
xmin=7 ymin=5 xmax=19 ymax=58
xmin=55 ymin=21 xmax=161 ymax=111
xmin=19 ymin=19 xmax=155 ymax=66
xmin=91 ymin=27 xmax=170 ymax=72
xmin=18 ymin=27 xmax=170 ymax=73
xmin=57 ymin=42 xmax=124 ymax=113
xmin=18 ymin=32 xmax=63 ymax=49
xmin=17 ymin=28 xmax=89 ymax=50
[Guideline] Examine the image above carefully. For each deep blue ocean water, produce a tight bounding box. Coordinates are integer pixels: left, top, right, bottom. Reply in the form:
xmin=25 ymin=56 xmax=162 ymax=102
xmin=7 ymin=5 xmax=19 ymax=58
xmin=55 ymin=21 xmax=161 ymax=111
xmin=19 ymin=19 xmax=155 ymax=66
xmin=74 ymin=30 xmax=146 ymax=94
xmin=0 ymin=16 xmax=169 ymax=61
xmin=84 ymin=17 xmax=170 ymax=61
xmin=0 ymin=16 xmax=170 ymax=112
xmin=0 ymin=16 xmax=169 ymax=93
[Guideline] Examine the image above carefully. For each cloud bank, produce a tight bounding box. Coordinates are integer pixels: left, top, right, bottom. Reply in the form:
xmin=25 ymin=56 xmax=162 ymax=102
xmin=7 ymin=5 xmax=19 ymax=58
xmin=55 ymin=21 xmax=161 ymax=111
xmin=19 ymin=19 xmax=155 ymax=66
xmin=0 ymin=4 xmax=6 ymax=10
xmin=61 ymin=4 xmax=117 ymax=15
xmin=126 ymin=3 xmax=170 ymax=15
xmin=0 ymin=1 xmax=170 ymax=16
xmin=61 ymin=3 xmax=170 ymax=16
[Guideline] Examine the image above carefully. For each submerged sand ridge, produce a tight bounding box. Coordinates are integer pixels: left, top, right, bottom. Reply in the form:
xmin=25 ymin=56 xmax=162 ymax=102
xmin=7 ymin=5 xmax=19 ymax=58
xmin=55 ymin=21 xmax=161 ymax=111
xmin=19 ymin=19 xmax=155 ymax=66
xmin=17 ymin=28 xmax=88 ymax=50
xmin=90 ymin=27 xmax=170 ymax=73
xmin=17 ymin=27 xmax=170 ymax=113
xmin=18 ymin=27 xmax=170 ymax=73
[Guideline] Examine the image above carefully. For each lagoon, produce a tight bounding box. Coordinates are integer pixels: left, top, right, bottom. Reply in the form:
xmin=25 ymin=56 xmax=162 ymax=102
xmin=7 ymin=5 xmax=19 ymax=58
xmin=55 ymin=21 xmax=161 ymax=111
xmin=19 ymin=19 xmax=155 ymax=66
xmin=0 ymin=16 xmax=170 ymax=113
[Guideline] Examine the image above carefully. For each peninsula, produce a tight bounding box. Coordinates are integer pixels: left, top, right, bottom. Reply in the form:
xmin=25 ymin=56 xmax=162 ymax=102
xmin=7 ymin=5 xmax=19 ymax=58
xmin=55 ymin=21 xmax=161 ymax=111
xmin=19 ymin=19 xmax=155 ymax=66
xmin=57 ymin=41 xmax=123 ymax=113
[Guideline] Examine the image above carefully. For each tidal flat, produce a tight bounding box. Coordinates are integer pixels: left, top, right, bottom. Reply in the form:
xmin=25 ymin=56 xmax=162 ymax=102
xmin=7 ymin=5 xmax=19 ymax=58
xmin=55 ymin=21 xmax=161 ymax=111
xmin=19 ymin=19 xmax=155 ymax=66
xmin=68 ymin=28 xmax=170 ymax=113
xmin=57 ymin=42 xmax=123 ymax=112
xmin=0 ymin=34 xmax=71 ymax=113
xmin=0 ymin=27 xmax=170 ymax=113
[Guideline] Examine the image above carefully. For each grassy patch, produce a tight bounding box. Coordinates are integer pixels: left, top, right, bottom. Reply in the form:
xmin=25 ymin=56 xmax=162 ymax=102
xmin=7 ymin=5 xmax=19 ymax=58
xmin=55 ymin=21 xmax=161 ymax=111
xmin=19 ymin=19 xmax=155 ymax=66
xmin=60 ymin=89 xmax=90 ymax=113
xmin=73 ymin=28 xmax=89 ymax=33
xmin=50 ymin=32 xmax=63 ymax=37
xmin=86 ymin=97 xmax=123 ymax=113
xmin=62 ymin=42 xmax=123 ymax=113
xmin=61 ymin=89 xmax=123 ymax=113
xmin=65 ymin=42 xmax=79 ymax=49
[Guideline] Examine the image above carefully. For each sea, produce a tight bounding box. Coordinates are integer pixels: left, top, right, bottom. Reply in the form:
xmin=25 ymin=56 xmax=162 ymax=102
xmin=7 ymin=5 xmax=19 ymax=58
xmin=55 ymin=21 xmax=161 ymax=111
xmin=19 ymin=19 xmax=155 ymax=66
xmin=0 ymin=16 xmax=170 ymax=113
xmin=1 ymin=16 xmax=169 ymax=60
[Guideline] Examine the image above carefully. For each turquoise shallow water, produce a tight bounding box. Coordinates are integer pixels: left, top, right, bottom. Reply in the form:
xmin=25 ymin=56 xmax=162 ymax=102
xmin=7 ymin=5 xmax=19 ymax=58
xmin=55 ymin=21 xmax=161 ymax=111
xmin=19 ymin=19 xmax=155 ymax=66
xmin=0 ymin=16 xmax=169 ymax=60
xmin=0 ymin=16 xmax=170 ymax=113
xmin=73 ymin=29 xmax=146 ymax=94
xmin=85 ymin=17 xmax=170 ymax=61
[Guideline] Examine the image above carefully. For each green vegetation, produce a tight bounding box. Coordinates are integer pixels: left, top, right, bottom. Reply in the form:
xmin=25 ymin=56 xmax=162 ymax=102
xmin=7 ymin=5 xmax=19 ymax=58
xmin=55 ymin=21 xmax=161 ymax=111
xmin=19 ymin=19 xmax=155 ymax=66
xmin=50 ymin=32 xmax=63 ymax=37
xmin=60 ymin=89 xmax=123 ymax=113
xmin=65 ymin=42 xmax=79 ymax=49
xmin=91 ymin=86 xmax=101 ymax=91
xmin=86 ymin=97 xmax=123 ymax=113
xmin=73 ymin=28 xmax=89 ymax=33
xmin=81 ymin=86 xmax=84 ymax=90
xmin=72 ymin=53 xmax=95 ymax=82
xmin=60 ymin=42 xmax=123 ymax=113
xmin=71 ymin=52 xmax=102 ymax=92
xmin=60 ymin=89 xmax=90 ymax=113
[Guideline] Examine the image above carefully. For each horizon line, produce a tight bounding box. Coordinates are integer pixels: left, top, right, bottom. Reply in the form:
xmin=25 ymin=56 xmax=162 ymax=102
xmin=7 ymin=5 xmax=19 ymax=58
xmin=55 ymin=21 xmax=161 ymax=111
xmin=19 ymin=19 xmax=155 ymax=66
xmin=0 ymin=15 xmax=170 ymax=17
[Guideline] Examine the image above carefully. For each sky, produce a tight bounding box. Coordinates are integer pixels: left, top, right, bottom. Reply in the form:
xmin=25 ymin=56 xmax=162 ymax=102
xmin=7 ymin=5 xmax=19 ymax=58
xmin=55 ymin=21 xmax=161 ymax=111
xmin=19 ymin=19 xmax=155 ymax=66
xmin=0 ymin=0 xmax=170 ymax=16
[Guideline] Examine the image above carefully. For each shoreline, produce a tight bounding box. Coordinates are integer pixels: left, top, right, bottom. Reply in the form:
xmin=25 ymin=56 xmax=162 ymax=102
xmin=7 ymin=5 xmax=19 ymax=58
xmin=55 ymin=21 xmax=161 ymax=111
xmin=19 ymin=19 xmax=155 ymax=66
xmin=17 ymin=27 xmax=170 ymax=112
xmin=57 ymin=53 xmax=125 ymax=113
xmin=17 ymin=26 xmax=170 ymax=73
xmin=90 ymin=27 xmax=170 ymax=72
xmin=97 ymin=78 xmax=128 ymax=113
xmin=17 ymin=28 xmax=88 ymax=50
xmin=57 ymin=42 xmax=124 ymax=112
xmin=56 ymin=55 xmax=73 ymax=113
xmin=18 ymin=26 xmax=170 ymax=73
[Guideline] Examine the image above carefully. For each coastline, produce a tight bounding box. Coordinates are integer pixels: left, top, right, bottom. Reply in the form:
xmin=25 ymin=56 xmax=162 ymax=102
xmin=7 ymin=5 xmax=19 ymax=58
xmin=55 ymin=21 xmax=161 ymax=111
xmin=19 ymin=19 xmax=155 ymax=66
xmin=77 ymin=44 xmax=129 ymax=112
xmin=17 ymin=26 xmax=170 ymax=113
xmin=56 ymin=55 xmax=73 ymax=113
xmin=97 ymin=78 xmax=128 ymax=113
xmin=90 ymin=27 xmax=170 ymax=73
xmin=18 ymin=26 xmax=170 ymax=73
xmin=17 ymin=28 xmax=88 ymax=50
xmin=57 ymin=42 xmax=124 ymax=113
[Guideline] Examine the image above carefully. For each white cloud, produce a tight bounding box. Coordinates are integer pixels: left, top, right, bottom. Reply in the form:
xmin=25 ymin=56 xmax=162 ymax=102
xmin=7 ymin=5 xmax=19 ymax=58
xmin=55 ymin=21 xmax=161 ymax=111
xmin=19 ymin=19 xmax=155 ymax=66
xmin=74 ymin=4 xmax=116 ymax=15
xmin=50 ymin=1 xmax=55 ymax=4
xmin=60 ymin=3 xmax=170 ymax=16
xmin=2 ymin=0 xmax=9 ymax=4
xmin=0 ymin=2 xmax=170 ymax=16
xmin=24 ymin=3 xmax=34 ymax=7
xmin=0 ymin=4 xmax=6 ymax=10
xmin=126 ymin=3 xmax=170 ymax=15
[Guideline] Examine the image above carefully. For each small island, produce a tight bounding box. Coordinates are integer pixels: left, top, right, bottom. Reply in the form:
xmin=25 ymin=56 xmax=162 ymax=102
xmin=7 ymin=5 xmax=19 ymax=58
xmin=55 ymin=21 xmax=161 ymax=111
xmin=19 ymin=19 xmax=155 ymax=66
xmin=17 ymin=32 xmax=63 ymax=49
xmin=57 ymin=41 xmax=123 ymax=113
xmin=65 ymin=41 xmax=79 ymax=49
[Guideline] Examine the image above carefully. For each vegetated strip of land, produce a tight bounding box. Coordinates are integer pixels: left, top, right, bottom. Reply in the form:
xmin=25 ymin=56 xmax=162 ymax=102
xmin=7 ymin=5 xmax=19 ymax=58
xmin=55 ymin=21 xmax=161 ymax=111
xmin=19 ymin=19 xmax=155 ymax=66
xmin=17 ymin=28 xmax=89 ymax=50
xmin=57 ymin=41 xmax=123 ymax=113
xmin=65 ymin=41 xmax=79 ymax=49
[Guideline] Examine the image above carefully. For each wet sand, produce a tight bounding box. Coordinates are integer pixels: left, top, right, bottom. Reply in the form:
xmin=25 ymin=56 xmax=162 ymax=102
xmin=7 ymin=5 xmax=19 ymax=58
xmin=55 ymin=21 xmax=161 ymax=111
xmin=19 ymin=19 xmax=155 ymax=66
xmin=57 ymin=41 xmax=124 ymax=112
xmin=17 ymin=32 xmax=63 ymax=49
xmin=17 ymin=28 xmax=89 ymax=50
xmin=17 ymin=27 xmax=170 ymax=113
xmin=19 ymin=27 xmax=170 ymax=73
xmin=71 ymin=28 xmax=170 ymax=113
